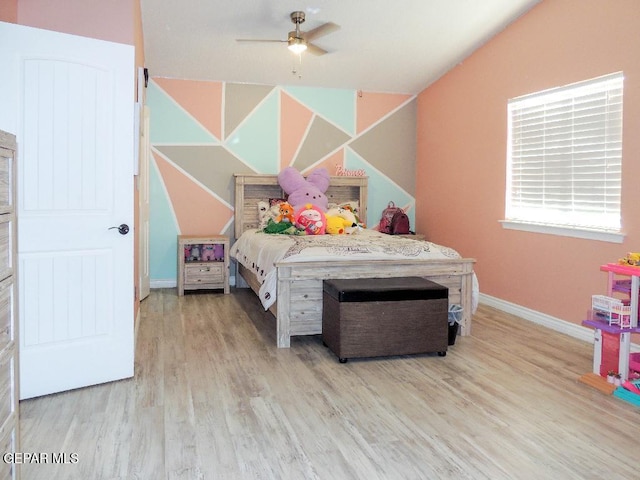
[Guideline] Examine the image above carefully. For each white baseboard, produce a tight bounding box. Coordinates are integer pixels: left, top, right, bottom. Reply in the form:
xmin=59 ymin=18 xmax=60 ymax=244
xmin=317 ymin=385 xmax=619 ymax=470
xmin=150 ymin=279 xmax=176 ymax=289
xmin=479 ymin=293 xmax=640 ymax=353
xmin=150 ymin=275 xmax=237 ymax=290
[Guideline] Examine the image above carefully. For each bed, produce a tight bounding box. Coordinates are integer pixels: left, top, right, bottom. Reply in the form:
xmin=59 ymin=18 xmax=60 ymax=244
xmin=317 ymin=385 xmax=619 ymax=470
xmin=231 ymin=173 xmax=476 ymax=348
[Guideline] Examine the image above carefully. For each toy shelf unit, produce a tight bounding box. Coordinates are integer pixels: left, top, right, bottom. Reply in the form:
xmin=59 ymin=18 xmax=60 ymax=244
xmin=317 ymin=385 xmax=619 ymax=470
xmin=582 ymin=263 xmax=640 ymax=382
xmin=178 ymin=234 xmax=229 ymax=295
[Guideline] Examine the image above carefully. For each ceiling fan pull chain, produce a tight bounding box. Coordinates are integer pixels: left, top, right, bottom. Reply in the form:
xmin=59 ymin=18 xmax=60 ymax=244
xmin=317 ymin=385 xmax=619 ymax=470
xmin=292 ymin=52 xmax=303 ymax=79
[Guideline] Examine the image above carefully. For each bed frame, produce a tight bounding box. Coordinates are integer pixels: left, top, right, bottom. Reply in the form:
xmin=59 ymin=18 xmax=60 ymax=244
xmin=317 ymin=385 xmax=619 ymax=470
xmin=233 ymin=173 xmax=475 ymax=348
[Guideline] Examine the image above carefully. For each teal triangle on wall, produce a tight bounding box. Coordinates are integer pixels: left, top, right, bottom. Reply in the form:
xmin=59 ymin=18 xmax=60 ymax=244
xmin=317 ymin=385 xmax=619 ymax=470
xmin=345 ymin=149 xmax=415 ymax=229
xmin=284 ymin=86 xmax=355 ymax=136
xmin=225 ymin=90 xmax=279 ymax=173
xmin=147 ymin=81 xmax=219 ymax=145
xmin=149 ymin=158 xmax=180 ymax=281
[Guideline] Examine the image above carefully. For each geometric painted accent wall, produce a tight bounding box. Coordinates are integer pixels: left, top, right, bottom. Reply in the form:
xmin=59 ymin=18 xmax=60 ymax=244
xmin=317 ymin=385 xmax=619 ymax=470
xmin=147 ymin=78 xmax=416 ymax=284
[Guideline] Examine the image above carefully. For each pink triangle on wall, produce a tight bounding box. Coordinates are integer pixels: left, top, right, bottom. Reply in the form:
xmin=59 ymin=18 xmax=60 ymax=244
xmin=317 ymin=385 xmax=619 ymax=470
xmin=153 ymin=151 xmax=232 ymax=235
xmin=356 ymin=92 xmax=413 ymax=134
xmin=280 ymin=91 xmax=314 ymax=170
xmin=301 ymin=149 xmax=345 ymax=176
xmin=154 ymin=78 xmax=223 ymax=140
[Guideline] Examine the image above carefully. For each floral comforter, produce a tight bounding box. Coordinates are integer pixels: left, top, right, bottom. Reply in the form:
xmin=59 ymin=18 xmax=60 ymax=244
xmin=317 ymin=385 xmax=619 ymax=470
xmin=230 ymin=228 xmax=477 ymax=311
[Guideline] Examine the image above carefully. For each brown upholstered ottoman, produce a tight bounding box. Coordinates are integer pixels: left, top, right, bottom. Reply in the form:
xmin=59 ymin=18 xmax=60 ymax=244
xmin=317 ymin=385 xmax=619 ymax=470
xmin=322 ymin=277 xmax=448 ymax=363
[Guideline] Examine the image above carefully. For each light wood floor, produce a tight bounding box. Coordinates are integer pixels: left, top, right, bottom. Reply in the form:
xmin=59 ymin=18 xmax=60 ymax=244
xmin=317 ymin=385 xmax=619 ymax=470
xmin=19 ymin=288 xmax=640 ymax=480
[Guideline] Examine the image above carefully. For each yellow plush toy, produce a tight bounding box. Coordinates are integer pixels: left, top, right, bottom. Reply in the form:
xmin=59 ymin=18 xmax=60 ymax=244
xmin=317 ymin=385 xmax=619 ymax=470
xmin=325 ymin=215 xmax=351 ymax=235
xmin=619 ymin=252 xmax=640 ymax=266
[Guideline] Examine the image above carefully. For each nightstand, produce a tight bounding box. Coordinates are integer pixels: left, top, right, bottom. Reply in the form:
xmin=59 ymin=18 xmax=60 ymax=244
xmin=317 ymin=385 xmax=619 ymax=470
xmin=178 ymin=235 xmax=229 ymax=295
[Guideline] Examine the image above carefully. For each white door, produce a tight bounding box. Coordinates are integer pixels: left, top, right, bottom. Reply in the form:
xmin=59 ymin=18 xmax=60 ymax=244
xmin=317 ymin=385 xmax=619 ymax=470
xmin=0 ymin=22 xmax=135 ymax=399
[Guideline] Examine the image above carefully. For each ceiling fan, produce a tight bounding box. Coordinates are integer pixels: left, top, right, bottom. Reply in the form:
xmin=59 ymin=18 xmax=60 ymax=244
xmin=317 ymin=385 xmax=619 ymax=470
xmin=236 ymin=11 xmax=340 ymax=56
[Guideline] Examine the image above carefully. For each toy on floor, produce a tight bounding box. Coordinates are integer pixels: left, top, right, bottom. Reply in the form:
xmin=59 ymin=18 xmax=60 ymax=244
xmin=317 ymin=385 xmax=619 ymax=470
xmin=622 ymin=380 xmax=640 ymax=395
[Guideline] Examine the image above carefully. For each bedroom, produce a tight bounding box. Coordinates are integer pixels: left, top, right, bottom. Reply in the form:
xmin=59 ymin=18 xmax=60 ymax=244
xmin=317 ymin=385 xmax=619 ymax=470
xmin=2 ymin=0 xmax=640 ymax=478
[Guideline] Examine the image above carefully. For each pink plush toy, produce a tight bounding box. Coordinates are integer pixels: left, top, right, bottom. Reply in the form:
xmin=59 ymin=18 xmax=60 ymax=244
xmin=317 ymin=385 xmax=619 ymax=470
xmin=295 ymin=203 xmax=326 ymax=235
xmin=277 ymin=167 xmax=330 ymax=212
xmin=201 ymin=244 xmax=215 ymax=261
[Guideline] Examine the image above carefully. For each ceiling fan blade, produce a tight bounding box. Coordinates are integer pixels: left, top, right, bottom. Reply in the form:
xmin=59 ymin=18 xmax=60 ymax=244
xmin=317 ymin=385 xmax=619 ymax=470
xmin=303 ymin=22 xmax=340 ymax=41
xmin=306 ymin=43 xmax=328 ymax=56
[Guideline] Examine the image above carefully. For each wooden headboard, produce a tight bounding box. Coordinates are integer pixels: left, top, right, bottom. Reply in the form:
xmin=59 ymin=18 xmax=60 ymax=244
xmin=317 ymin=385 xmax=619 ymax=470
xmin=233 ymin=173 xmax=368 ymax=239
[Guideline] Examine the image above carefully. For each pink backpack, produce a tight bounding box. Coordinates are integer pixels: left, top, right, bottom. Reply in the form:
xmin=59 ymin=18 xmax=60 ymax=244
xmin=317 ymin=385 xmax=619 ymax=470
xmin=390 ymin=210 xmax=411 ymax=235
xmin=378 ymin=202 xmax=411 ymax=234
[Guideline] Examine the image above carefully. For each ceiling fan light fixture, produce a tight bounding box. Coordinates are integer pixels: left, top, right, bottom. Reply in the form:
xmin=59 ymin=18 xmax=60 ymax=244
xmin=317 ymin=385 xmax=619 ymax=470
xmin=288 ymin=37 xmax=307 ymax=54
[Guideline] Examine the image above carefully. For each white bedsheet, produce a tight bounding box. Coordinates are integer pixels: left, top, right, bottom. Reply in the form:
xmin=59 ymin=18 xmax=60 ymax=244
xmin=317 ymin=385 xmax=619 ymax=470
xmin=230 ymin=228 xmax=478 ymax=311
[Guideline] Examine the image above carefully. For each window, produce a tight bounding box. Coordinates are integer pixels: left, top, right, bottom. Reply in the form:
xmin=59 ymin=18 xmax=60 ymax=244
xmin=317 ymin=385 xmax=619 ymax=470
xmin=505 ymin=72 xmax=624 ymax=241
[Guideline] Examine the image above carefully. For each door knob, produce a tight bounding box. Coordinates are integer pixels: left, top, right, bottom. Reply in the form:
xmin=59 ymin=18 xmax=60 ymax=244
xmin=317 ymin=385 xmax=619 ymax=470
xmin=109 ymin=224 xmax=130 ymax=235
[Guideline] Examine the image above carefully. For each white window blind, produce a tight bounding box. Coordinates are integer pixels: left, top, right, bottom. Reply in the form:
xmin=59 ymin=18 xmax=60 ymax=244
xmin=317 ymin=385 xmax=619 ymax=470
xmin=506 ymin=72 xmax=623 ymax=232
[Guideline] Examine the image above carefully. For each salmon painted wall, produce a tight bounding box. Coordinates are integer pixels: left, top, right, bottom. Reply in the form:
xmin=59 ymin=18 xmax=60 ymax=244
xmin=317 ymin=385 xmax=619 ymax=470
xmin=147 ymin=80 xmax=416 ymax=283
xmin=17 ymin=0 xmax=135 ymax=45
xmin=416 ymin=0 xmax=640 ymax=327
xmin=0 ymin=0 xmax=17 ymax=22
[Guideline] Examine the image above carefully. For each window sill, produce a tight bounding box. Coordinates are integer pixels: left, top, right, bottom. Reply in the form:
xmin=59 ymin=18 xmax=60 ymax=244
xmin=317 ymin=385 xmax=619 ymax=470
xmin=500 ymin=220 xmax=625 ymax=243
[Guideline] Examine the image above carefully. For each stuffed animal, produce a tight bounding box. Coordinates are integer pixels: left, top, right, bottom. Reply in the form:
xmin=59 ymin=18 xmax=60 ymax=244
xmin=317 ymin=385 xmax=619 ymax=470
xmin=619 ymin=252 xmax=640 ymax=266
xmin=276 ymin=202 xmax=295 ymax=224
xmin=326 ymin=206 xmax=361 ymax=234
xmin=258 ymin=201 xmax=281 ymax=229
xmin=189 ymin=245 xmax=201 ymax=261
xmin=325 ymin=215 xmax=351 ymax=235
xmin=295 ymin=203 xmax=326 ymax=235
xmin=258 ymin=201 xmax=269 ymax=220
xmin=184 ymin=246 xmax=192 ymax=261
xmin=277 ymin=167 xmax=330 ymax=212
xmin=213 ymin=244 xmax=224 ymax=261
xmin=326 ymin=206 xmax=358 ymax=227
xmin=201 ymin=244 xmax=216 ymax=261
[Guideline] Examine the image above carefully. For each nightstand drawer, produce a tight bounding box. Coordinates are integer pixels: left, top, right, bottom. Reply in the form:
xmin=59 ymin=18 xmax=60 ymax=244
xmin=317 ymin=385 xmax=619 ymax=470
xmin=184 ymin=263 xmax=224 ymax=284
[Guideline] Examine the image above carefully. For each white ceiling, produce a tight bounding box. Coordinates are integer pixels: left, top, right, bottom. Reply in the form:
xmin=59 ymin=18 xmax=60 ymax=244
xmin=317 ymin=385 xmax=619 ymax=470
xmin=141 ymin=0 xmax=540 ymax=94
